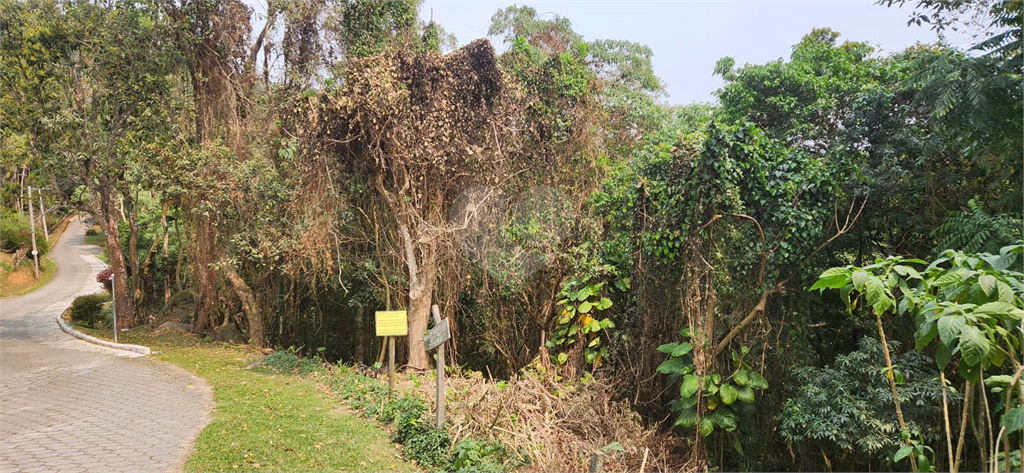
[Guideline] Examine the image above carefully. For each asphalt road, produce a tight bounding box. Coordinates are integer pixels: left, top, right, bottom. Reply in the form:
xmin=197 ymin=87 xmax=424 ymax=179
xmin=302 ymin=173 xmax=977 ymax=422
xmin=0 ymin=218 xmax=212 ymax=473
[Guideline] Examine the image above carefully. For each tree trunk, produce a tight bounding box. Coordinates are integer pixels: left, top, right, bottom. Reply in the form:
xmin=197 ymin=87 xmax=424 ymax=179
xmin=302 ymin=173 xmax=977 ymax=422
xmin=222 ymin=263 xmax=266 ymax=347
xmin=18 ymin=167 xmax=26 ymax=215
xmin=190 ymin=215 xmax=220 ymax=334
xmin=354 ymin=305 xmax=365 ymax=363
xmin=162 ymin=205 xmax=171 ymax=305
xmin=137 ymin=202 xmax=165 ymax=322
xmin=399 ymin=223 xmax=435 ymax=370
xmin=94 ymin=188 xmax=135 ymax=328
xmin=126 ymin=192 xmax=143 ymax=323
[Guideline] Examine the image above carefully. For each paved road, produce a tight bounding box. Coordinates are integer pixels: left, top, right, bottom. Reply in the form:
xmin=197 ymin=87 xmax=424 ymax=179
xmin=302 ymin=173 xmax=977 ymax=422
xmin=1 ymin=218 xmax=212 ymax=473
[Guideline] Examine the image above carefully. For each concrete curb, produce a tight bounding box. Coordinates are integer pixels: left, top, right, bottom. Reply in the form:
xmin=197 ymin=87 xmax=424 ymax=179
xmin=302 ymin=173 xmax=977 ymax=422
xmin=56 ymin=313 xmax=152 ymax=355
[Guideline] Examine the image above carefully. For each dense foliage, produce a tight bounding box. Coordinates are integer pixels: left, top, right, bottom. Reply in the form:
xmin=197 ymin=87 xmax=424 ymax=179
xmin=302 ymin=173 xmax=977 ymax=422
xmin=2 ymin=0 xmax=1020 ymax=471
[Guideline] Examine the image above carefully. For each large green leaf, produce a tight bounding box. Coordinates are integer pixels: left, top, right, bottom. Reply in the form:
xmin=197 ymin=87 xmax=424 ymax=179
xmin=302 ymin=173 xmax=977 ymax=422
xmin=578 ymin=301 xmax=593 ymax=314
xmin=931 ymin=271 xmax=963 ymax=287
xmin=935 ymin=341 xmax=953 ymax=371
xmin=978 ymin=273 xmax=997 ymax=296
xmin=710 ymin=409 xmax=738 ymax=432
xmin=698 ymin=418 xmax=714 ymax=437
xmin=1001 ymin=406 xmax=1024 ymax=433
xmin=596 ymin=297 xmax=613 ymax=311
xmin=749 ymin=371 xmax=769 ymax=390
xmin=657 ymin=342 xmax=680 ymax=354
xmin=680 ymin=374 xmax=699 ymax=398
xmin=673 ymin=408 xmax=699 ymax=428
xmin=852 ymin=269 xmax=868 ymax=289
xmin=720 ymin=383 xmax=738 ymax=405
xmin=866 ymin=277 xmax=891 ymax=314
xmin=937 ymin=315 xmax=965 ymax=347
xmin=733 ymin=369 xmax=749 ymax=386
xmin=997 ymin=281 xmax=1016 ymax=303
xmin=975 ymin=301 xmax=1024 ymax=319
xmin=811 ymin=268 xmax=850 ymax=291
xmin=672 ymin=342 xmax=693 ymax=357
xmin=893 ymin=445 xmax=914 ymax=462
xmin=915 ymin=318 xmax=938 ymax=350
xmin=736 ymin=385 xmax=755 ymax=403
xmin=819 ymin=266 xmax=850 ymax=279
xmin=958 ymin=325 xmax=990 ymax=369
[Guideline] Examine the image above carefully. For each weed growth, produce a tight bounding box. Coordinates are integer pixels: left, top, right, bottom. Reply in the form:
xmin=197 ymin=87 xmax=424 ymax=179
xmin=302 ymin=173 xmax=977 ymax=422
xmin=259 ymin=347 xmax=323 ymax=375
xmin=328 ymin=368 xmax=514 ymax=472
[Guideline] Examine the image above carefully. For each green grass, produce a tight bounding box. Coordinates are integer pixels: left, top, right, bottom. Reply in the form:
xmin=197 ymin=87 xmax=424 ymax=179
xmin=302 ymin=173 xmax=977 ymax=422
xmin=77 ymin=328 xmax=419 ymax=473
xmin=84 ymin=229 xmax=104 ymax=247
xmin=0 ymin=257 xmax=57 ymax=297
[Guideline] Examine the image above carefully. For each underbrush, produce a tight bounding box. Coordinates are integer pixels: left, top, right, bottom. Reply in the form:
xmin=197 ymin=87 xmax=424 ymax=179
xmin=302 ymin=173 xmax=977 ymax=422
xmin=257 ymin=347 xmax=325 ymax=375
xmin=328 ymin=368 xmax=518 ymax=472
xmin=327 ymin=362 xmax=690 ymax=472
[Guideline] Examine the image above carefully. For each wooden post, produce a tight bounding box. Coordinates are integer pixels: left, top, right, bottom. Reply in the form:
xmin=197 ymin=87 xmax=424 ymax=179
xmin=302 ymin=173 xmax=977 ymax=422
xmin=388 ymin=336 xmax=395 ymax=397
xmin=27 ymin=186 xmax=39 ymax=279
xmin=375 ymin=310 xmax=408 ymax=399
xmin=431 ymin=305 xmax=445 ymax=428
xmin=589 ymin=451 xmax=604 ymax=473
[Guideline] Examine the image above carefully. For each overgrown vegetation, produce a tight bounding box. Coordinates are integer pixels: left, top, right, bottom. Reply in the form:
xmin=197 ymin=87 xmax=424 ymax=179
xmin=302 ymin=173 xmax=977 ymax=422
xmin=3 ymin=0 xmax=1021 ymax=470
xmin=329 ymin=371 xmax=470 ymax=471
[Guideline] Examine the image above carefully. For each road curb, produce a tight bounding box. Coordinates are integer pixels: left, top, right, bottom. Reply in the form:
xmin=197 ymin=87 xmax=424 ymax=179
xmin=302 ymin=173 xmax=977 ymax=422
xmin=56 ymin=313 xmax=151 ymax=355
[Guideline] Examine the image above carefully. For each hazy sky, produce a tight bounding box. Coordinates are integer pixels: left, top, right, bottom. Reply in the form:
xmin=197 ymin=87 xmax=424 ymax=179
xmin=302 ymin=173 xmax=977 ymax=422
xmin=418 ymin=1 xmax=948 ymax=105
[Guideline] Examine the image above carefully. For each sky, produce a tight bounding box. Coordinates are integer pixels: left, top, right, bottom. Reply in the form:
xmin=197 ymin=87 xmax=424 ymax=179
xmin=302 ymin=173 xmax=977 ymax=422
xmin=417 ymin=1 xmax=952 ymax=105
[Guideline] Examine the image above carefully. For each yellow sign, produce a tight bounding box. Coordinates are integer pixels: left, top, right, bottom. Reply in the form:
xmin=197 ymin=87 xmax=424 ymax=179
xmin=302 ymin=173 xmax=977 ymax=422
xmin=375 ymin=310 xmax=408 ymax=337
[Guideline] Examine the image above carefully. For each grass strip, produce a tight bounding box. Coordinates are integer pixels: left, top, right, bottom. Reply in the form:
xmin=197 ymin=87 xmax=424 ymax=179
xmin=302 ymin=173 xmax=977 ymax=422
xmin=78 ymin=328 xmax=418 ymax=472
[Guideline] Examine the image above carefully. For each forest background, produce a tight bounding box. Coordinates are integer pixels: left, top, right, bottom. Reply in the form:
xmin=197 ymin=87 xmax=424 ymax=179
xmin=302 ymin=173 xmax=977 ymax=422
xmin=1 ymin=0 xmax=1021 ymax=471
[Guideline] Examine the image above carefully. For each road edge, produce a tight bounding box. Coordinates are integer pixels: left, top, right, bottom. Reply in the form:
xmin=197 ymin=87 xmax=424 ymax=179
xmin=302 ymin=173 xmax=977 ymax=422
xmin=56 ymin=313 xmax=152 ymax=355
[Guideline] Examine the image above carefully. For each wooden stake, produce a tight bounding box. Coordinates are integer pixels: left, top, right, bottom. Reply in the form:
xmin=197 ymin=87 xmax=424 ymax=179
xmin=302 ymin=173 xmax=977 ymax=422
xmin=388 ymin=336 xmax=396 ymax=397
xmin=589 ymin=451 xmax=604 ymax=473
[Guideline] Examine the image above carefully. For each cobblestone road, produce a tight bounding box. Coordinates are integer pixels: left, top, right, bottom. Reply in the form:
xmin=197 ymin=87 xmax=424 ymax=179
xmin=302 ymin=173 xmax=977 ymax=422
xmin=1 ymin=218 xmax=212 ymax=473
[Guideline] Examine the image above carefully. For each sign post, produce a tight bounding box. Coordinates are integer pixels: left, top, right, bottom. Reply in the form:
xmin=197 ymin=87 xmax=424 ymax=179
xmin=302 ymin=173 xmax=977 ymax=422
xmin=424 ymin=304 xmax=451 ymax=428
xmin=375 ymin=310 xmax=407 ymax=397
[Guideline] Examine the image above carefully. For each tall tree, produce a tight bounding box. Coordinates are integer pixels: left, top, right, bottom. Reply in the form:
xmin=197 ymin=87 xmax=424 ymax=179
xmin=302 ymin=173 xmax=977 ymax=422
xmin=40 ymin=2 xmax=179 ymax=326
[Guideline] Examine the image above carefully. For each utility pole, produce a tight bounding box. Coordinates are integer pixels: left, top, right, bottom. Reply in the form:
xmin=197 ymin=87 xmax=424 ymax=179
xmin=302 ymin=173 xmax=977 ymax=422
xmin=27 ymin=186 xmax=40 ymax=279
xmin=39 ymin=194 xmax=49 ymax=240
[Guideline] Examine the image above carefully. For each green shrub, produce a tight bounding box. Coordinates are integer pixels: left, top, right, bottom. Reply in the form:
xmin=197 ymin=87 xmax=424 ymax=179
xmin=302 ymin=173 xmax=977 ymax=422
xmin=69 ymin=293 xmax=111 ymax=328
xmin=404 ymin=426 xmax=451 ymax=471
xmin=384 ymin=395 xmax=451 ymax=470
xmin=778 ymin=337 xmax=946 ymax=471
xmin=328 ymin=370 xmax=455 ymax=471
xmin=260 ymin=347 xmax=322 ymax=375
xmin=330 ymin=371 xmax=391 ymax=417
xmin=382 ymin=395 xmax=425 ymax=427
xmin=451 ymin=438 xmax=515 ymax=473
